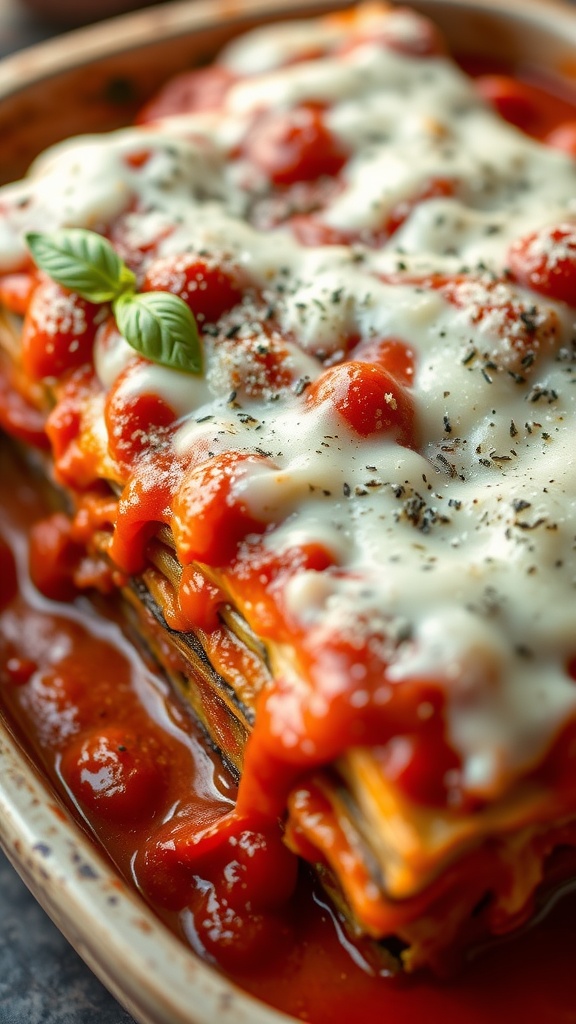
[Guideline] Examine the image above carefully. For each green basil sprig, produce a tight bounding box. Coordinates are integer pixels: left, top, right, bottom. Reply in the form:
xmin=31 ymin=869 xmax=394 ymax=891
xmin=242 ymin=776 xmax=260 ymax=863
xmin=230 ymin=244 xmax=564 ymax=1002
xmin=26 ymin=228 xmax=202 ymax=375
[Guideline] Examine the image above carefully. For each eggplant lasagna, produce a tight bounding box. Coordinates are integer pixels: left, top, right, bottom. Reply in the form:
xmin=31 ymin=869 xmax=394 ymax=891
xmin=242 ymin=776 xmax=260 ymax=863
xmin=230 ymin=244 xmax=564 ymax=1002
xmin=1 ymin=1 xmax=576 ymax=973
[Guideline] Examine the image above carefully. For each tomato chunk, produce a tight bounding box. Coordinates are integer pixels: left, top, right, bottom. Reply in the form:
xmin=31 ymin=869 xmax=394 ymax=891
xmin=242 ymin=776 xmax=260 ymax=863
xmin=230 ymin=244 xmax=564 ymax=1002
xmin=45 ymin=366 xmax=104 ymax=488
xmin=353 ymin=336 xmax=416 ymax=386
xmin=138 ymin=813 xmax=297 ymax=968
xmin=137 ymin=66 xmax=235 ymax=122
xmin=475 ymin=74 xmax=538 ymax=132
xmin=143 ymin=253 xmax=243 ymax=325
xmin=508 ymin=223 xmax=576 ymax=305
xmin=21 ymin=280 xmax=102 ymax=381
xmin=172 ymin=451 xmax=272 ymax=566
xmin=306 ymin=361 xmax=415 ymax=445
xmin=194 ymin=888 xmax=291 ymax=970
xmin=29 ymin=512 xmax=85 ymax=601
xmin=3 ymin=657 xmax=37 ymax=687
xmin=0 ymin=272 xmax=36 ymax=315
xmin=376 ymin=733 xmax=461 ymax=808
xmin=244 ymin=104 xmax=348 ymax=186
xmin=60 ymin=725 xmax=166 ymax=824
xmin=104 ymin=360 xmax=177 ymax=470
xmin=229 ymin=539 xmax=335 ymax=639
xmin=0 ymin=368 xmax=48 ymax=450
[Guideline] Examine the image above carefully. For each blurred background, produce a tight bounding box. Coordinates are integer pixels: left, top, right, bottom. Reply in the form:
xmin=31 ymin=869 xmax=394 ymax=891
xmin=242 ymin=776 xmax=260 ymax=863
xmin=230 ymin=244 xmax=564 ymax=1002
xmin=0 ymin=0 xmax=169 ymax=55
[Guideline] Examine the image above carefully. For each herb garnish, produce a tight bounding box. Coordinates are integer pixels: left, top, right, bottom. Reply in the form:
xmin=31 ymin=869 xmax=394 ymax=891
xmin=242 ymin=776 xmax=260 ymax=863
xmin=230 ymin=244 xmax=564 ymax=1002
xmin=26 ymin=228 xmax=202 ymax=375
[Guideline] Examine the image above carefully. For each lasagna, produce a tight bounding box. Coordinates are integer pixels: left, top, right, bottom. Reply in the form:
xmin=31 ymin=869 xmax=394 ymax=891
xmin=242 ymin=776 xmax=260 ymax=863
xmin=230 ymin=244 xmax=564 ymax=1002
xmin=1 ymin=1 xmax=576 ymax=973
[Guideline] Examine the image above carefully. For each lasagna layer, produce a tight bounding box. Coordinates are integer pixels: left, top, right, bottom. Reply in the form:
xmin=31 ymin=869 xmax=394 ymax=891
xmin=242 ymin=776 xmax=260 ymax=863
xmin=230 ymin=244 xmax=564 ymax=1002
xmin=2 ymin=2 xmax=576 ymax=970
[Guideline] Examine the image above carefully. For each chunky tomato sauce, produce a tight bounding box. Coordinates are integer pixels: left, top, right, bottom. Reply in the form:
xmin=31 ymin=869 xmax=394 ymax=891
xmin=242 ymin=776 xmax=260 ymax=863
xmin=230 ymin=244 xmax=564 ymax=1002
xmin=460 ymin=55 xmax=576 ymax=145
xmin=3 ymin=21 xmax=576 ymax=1023
xmin=2 ymin=442 xmax=576 ymax=1023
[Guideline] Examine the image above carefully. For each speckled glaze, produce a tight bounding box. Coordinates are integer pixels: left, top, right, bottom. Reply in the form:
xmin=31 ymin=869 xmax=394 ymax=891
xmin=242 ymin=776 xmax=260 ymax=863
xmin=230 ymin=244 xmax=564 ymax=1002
xmin=1 ymin=1 xmax=576 ymax=1022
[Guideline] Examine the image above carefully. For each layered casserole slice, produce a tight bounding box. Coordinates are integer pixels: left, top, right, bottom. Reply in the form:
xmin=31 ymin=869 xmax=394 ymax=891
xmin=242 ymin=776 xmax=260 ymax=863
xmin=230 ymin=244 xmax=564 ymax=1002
xmin=2 ymin=2 xmax=576 ymax=972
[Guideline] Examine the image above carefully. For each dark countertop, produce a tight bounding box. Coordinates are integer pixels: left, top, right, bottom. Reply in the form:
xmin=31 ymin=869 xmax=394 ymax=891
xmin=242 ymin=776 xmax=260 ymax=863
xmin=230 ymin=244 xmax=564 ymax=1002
xmin=0 ymin=0 xmax=54 ymax=57
xmin=0 ymin=849 xmax=136 ymax=1024
xmin=0 ymin=0 xmax=160 ymax=57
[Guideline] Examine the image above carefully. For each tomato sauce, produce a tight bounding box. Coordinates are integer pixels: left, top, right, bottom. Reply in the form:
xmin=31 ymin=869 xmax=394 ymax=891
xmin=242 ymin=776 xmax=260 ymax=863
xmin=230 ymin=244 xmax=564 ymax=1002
xmin=2 ymin=440 xmax=576 ymax=1023
xmin=459 ymin=55 xmax=576 ymax=144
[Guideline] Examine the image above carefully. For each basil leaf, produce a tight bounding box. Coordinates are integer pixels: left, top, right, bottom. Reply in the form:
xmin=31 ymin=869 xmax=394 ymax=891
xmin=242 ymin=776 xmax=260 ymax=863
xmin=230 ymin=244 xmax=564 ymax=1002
xmin=25 ymin=228 xmax=136 ymax=303
xmin=114 ymin=291 xmax=202 ymax=375
xmin=25 ymin=228 xmax=203 ymax=376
